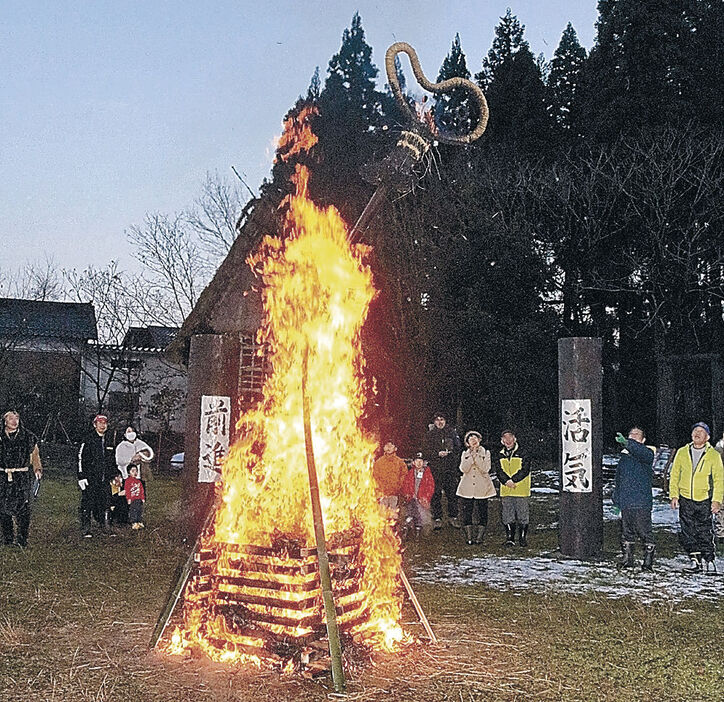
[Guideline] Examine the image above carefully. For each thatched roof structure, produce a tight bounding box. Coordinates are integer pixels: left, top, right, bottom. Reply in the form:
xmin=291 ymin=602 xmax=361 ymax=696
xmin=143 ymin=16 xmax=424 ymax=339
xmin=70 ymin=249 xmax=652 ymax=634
xmin=167 ymin=199 xmax=281 ymax=361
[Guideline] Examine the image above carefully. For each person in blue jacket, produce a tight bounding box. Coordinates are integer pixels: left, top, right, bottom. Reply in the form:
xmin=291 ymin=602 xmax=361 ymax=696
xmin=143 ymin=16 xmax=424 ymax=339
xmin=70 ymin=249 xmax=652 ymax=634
xmin=612 ymin=426 xmax=655 ymax=571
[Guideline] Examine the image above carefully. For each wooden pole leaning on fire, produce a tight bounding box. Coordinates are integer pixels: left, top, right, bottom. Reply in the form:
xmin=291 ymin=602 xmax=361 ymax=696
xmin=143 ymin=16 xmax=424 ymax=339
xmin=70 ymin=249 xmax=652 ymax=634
xmin=349 ymin=41 xmax=489 ymax=243
xmin=149 ymin=494 xmax=219 ymax=650
xmin=301 ymin=347 xmax=346 ymax=693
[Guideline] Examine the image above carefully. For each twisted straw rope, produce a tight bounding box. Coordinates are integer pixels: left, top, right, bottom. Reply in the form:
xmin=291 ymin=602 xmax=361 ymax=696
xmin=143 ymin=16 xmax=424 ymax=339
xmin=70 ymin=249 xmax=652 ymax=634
xmin=385 ymin=41 xmax=489 ymax=145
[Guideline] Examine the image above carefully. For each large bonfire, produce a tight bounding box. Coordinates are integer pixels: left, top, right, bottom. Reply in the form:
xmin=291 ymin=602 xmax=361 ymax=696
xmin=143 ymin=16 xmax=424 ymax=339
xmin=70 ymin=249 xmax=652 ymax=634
xmin=167 ymin=106 xmax=408 ymax=666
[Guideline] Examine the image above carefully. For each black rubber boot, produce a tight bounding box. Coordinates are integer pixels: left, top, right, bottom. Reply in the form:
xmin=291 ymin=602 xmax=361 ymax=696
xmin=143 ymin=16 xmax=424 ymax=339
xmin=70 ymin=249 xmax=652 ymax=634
xmin=518 ymin=524 xmax=528 ymax=547
xmin=464 ymin=525 xmax=474 ymax=545
xmin=642 ymin=544 xmax=655 ymax=572
xmin=620 ymin=541 xmax=635 ymax=569
xmin=474 ymin=526 xmax=486 ymax=544
xmin=685 ymin=552 xmax=702 ymax=573
xmin=1 ymin=514 xmax=14 ymax=545
xmin=504 ymin=523 xmax=516 ymax=547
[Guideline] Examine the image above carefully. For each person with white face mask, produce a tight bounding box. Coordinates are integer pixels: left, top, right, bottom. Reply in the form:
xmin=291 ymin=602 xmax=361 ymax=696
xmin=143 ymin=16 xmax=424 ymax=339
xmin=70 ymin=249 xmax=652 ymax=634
xmin=115 ymin=426 xmax=154 ymax=480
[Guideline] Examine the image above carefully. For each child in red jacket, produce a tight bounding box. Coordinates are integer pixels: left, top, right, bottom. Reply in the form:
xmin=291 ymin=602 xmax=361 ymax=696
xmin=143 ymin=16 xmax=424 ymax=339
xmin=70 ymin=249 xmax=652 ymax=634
xmin=401 ymin=452 xmax=435 ymax=537
xmin=124 ymin=464 xmax=146 ymax=530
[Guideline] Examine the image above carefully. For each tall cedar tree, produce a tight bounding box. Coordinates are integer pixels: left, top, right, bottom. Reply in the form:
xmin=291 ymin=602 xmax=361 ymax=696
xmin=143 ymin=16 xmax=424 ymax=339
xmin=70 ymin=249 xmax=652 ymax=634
xmin=306 ymin=67 xmax=321 ymax=101
xmin=683 ymin=0 xmax=724 ymax=127
xmin=547 ymin=23 xmax=587 ymax=134
xmin=476 ymin=8 xmax=526 ymax=89
xmin=315 ymin=13 xmax=383 ymax=204
xmin=475 ymin=9 xmax=550 ymax=151
xmin=433 ymin=34 xmax=476 ymax=137
xmin=574 ymin=0 xmax=694 ymax=139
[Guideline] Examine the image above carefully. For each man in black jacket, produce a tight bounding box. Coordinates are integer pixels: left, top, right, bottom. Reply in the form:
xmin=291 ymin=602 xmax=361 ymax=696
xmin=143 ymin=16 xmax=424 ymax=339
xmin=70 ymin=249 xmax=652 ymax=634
xmin=78 ymin=414 xmax=115 ymax=537
xmin=0 ymin=410 xmax=43 ymax=547
xmin=423 ymin=412 xmax=462 ymax=529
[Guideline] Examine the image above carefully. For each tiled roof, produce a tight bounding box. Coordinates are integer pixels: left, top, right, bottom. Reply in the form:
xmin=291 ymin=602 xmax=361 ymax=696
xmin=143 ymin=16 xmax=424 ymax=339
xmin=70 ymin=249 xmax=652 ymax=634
xmin=122 ymin=325 xmax=179 ymax=350
xmin=0 ymin=298 xmax=98 ymax=341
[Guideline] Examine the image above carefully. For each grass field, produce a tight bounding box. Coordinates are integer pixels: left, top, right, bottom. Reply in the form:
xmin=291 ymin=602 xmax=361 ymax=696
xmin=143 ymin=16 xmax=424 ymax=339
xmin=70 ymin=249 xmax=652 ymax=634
xmin=1 ymin=474 xmax=722 ymax=701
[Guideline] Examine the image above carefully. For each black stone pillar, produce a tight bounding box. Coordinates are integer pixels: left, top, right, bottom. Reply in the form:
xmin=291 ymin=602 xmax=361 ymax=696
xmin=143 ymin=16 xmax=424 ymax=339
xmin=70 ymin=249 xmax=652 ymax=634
xmin=182 ymin=333 xmax=241 ymax=539
xmin=558 ymin=337 xmax=603 ymax=558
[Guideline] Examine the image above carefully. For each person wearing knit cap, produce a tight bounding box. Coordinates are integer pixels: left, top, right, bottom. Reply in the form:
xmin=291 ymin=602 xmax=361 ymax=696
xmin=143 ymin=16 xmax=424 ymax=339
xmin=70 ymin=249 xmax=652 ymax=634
xmin=495 ymin=429 xmax=532 ymax=547
xmin=612 ymin=426 xmax=655 ymax=571
xmin=456 ymin=430 xmax=495 ymax=545
xmin=669 ymin=422 xmax=724 ymax=573
xmin=400 ymin=452 xmax=435 ymax=537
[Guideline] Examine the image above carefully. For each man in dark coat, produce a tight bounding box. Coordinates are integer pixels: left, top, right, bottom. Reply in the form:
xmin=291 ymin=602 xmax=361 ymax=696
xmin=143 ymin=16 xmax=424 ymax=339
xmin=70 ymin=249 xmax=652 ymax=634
xmin=78 ymin=414 xmax=115 ymax=537
xmin=0 ymin=410 xmax=43 ymax=547
xmin=612 ymin=426 xmax=655 ymax=570
xmin=423 ymin=412 xmax=462 ymax=529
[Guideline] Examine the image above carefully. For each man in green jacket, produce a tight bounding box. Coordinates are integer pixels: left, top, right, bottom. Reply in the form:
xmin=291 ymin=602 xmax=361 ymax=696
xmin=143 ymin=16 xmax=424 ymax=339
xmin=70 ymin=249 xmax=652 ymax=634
xmin=669 ymin=422 xmax=724 ymax=574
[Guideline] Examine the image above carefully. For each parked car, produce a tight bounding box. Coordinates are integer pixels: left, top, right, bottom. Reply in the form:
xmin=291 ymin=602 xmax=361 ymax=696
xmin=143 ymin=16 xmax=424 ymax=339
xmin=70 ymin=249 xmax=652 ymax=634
xmin=602 ymin=453 xmax=620 ymax=481
xmin=653 ymin=445 xmax=674 ymax=485
xmin=170 ymin=452 xmax=184 ymax=472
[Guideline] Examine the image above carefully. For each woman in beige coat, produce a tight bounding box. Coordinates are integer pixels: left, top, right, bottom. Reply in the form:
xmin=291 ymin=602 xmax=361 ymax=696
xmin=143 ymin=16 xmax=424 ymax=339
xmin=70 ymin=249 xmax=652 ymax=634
xmin=456 ymin=430 xmax=496 ymax=545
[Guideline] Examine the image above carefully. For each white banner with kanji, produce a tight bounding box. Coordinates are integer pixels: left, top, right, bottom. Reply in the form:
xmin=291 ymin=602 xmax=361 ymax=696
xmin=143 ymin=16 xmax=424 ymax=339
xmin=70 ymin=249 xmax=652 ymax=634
xmin=198 ymin=395 xmax=230 ymax=483
xmin=561 ymin=399 xmax=592 ymax=493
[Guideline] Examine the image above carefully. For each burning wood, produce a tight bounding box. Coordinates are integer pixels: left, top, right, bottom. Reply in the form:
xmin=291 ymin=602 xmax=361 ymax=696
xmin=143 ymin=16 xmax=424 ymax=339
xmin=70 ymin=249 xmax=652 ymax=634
xmin=155 ymin=41 xmax=487 ymax=681
xmin=161 ymin=103 xmax=407 ymax=671
xmin=172 ymin=529 xmax=369 ymax=667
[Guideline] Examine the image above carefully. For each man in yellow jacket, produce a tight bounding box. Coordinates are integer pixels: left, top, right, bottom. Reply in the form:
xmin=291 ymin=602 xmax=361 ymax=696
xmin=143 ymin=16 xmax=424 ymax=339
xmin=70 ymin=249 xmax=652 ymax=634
xmin=669 ymin=422 xmax=724 ymax=574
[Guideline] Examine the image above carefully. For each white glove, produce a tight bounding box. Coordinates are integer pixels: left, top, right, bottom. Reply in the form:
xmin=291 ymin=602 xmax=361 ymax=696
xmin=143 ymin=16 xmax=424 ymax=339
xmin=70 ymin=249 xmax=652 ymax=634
xmin=78 ymin=478 xmax=88 ymax=491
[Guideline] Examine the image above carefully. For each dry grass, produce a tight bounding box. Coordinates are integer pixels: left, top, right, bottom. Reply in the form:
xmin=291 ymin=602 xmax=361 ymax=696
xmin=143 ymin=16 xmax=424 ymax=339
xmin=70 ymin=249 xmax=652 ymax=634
xmin=1 ymin=475 xmax=723 ymax=701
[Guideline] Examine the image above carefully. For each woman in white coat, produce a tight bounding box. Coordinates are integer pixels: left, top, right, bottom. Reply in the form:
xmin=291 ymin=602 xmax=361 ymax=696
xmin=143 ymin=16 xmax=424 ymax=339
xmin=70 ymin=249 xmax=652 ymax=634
xmin=456 ymin=430 xmax=496 ymax=545
xmin=115 ymin=426 xmax=154 ymax=480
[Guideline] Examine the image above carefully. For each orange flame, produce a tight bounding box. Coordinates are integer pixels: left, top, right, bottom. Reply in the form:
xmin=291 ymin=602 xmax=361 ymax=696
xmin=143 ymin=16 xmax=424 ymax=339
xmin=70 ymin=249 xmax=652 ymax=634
xmin=276 ymin=105 xmax=319 ymax=163
xmin=167 ymin=104 xmax=409 ymax=665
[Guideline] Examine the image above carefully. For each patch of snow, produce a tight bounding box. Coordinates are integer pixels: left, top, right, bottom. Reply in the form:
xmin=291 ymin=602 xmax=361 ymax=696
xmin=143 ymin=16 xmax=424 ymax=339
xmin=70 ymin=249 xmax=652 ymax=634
xmin=531 ymin=487 xmax=558 ymax=494
xmin=413 ymin=553 xmax=722 ymax=604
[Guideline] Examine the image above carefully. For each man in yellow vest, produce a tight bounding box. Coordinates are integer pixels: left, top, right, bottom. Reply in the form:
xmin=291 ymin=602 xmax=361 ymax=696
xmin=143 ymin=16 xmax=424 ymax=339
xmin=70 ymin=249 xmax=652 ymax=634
xmin=669 ymin=421 xmax=724 ymax=574
xmin=495 ymin=429 xmax=531 ymax=547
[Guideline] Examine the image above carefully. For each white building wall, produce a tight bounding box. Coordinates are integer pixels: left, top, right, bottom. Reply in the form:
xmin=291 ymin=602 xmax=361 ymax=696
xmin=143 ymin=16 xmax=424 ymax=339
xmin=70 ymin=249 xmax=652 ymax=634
xmin=79 ymin=346 xmax=187 ymax=433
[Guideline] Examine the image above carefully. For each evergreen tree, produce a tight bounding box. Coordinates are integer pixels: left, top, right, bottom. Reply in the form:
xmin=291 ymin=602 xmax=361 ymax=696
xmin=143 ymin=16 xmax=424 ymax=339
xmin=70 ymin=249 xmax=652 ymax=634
xmin=306 ymin=66 xmax=321 ymax=102
xmin=320 ymin=13 xmax=382 ymax=129
xmin=683 ymin=0 xmax=724 ymax=127
xmin=547 ymin=23 xmax=587 ymax=132
xmin=475 ymin=8 xmax=528 ymax=89
xmin=433 ymin=34 xmax=476 ymax=137
xmin=476 ymin=10 xmax=550 ymax=151
xmin=313 ymin=14 xmax=387 ymax=219
xmin=574 ymin=0 xmax=694 ymax=139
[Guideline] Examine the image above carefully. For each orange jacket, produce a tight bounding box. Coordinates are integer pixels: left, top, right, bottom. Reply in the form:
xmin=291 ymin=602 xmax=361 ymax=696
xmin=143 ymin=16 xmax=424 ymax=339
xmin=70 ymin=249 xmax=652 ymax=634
xmin=372 ymin=454 xmax=408 ymax=497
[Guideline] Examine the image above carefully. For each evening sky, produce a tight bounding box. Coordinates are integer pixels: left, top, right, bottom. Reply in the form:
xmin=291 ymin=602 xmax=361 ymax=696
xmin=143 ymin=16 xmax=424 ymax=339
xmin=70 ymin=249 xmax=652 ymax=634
xmin=1 ymin=1 xmax=597 ymax=274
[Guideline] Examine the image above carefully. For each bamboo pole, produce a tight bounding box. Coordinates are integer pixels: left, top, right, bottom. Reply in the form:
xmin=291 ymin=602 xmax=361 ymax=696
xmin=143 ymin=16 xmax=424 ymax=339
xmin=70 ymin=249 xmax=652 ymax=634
xmin=301 ymin=348 xmax=346 ymax=693
xmin=149 ymin=496 xmax=217 ymax=649
xmin=399 ymin=568 xmax=437 ymax=644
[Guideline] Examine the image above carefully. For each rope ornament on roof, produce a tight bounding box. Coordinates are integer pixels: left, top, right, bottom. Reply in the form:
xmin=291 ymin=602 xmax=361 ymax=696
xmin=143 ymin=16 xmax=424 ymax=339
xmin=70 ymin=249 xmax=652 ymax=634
xmin=385 ymin=41 xmax=489 ymax=145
